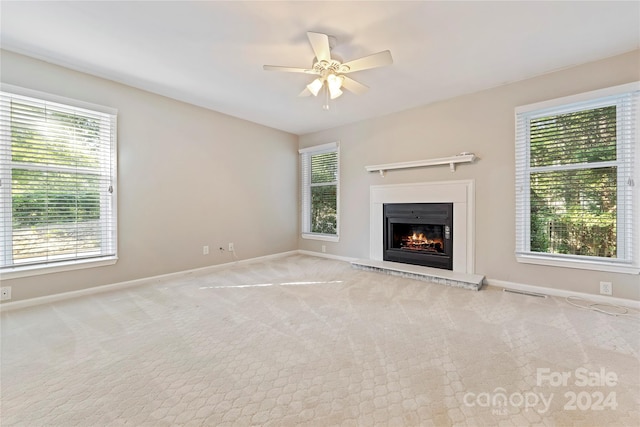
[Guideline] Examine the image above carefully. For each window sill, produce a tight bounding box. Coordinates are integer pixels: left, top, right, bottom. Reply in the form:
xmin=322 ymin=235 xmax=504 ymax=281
xmin=516 ymin=254 xmax=639 ymax=275
xmin=1 ymin=256 xmax=118 ymax=280
xmin=301 ymin=233 xmax=339 ymax=243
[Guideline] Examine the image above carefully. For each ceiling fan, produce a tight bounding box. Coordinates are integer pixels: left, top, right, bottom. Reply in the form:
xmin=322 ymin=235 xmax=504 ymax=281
xmin=264 ymin=32 xmax=393 ymax=109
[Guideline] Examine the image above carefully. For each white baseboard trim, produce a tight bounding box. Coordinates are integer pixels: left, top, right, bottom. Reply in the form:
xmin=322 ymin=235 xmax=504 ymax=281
xmin=0 ymin=250 xmax=299 ymax=312
xmin=297 ymin=250 xmax=358 ymax=263
xmin=486 ymin=278 xmax=640 ymax=310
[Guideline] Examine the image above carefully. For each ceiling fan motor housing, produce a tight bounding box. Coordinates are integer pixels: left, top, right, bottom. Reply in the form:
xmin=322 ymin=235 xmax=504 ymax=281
xmin=313 ymin=59 xmax=350 ymax=78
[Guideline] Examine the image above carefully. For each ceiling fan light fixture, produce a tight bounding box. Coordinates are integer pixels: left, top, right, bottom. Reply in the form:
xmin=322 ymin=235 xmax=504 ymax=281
xmin=329 ymin=86 xmax=343 ymax=100
xmin=327 ymin=73 xmax=343 ymax=89
xmin=306 ymin=78 xmax=323 ymax=97
xmin=327 ymin=74 xmax=344 ymax=99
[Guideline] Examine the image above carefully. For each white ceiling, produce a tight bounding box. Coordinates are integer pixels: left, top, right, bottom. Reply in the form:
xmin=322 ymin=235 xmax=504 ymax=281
xmin=1 ymin=1 xmax=638 ymax=135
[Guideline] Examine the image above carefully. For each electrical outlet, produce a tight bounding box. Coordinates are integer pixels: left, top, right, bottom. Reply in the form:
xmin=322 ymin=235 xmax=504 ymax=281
xmin=1 ymin=286 xmax=11 ymax=301
xmin=600 ymin=281 xmax=612 ymax=296
xmin=203 ymin=245 xmax=209 ymax=255
xmin=228 ymin=243 xmax=234 ymax=252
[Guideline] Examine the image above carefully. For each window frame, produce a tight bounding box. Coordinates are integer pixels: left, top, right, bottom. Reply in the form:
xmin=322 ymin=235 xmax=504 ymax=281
xmin=299 ymin=141 xmax=340 ymax=242
xmin=515 ymin=82 xmax=639 ymax=274
xmin=0 ymin=84 xmax=118 ymax=279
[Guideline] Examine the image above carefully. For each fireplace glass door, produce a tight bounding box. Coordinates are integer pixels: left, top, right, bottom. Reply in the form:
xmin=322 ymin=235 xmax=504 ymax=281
xmin=391 ymin=223 xmax=447 ymax=254
xmin=383 ymin=203 xmax=453 ymax=270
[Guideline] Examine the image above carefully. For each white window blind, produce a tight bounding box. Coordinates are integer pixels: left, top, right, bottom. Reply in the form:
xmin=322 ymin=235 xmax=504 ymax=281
xmin=515 ymin=82 xmax=639 ymax=273
xmin=300 ymin=142 xmax=339 ymax=241
xmin=0 ymin=86 xmax=117 ymax=276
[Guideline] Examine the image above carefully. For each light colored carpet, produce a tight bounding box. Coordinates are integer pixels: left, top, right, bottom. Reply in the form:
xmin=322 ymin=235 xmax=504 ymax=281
xmin=1 ymin=254 xmax=638 ymax=426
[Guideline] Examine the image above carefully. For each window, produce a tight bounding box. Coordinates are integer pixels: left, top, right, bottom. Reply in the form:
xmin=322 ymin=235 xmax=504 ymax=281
xmin=1 ymin=85 xmax=117 ymax=278
xmin=300 ymin=142 xmax=339 ymax=241
xmin=515 ymin=82 xmax=639 ymax=273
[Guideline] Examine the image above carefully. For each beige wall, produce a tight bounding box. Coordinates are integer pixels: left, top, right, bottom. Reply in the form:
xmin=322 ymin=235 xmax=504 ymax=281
xmin=1 ymin=50 xmax=299 ymax=302
xmin=299 ymin=50 xmax=640 ymax=300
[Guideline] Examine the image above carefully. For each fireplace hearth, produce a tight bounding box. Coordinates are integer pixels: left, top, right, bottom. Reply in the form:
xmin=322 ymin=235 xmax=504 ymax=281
xmin=383 ymin=203 xmax=453 ymax=270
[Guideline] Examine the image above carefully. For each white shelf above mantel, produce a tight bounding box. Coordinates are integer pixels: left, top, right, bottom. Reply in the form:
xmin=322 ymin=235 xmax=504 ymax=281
xmin=365 ymin=153 xmax=476 ymax=177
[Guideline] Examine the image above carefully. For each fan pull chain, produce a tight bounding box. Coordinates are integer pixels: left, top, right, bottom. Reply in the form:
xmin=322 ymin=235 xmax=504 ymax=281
xmin=322 ymin=84 xmax=330 ymax=110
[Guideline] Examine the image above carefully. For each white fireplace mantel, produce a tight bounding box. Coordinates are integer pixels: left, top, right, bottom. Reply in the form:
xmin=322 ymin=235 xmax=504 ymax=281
xmin=369 ymin=180 xmax=476 ymax=274
xmin=365 ymin=153 xmax=476 ymax=177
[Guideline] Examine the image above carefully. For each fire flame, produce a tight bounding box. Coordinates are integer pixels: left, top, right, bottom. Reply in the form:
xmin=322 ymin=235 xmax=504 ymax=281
xmin=402 ymin=232 xmax=444 ymax=252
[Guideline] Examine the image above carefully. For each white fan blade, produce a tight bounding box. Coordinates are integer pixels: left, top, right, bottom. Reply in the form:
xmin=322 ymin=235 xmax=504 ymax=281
xmin=298 ymin=87 xmax=312 ymax=97
xmin=342 ymin=50 xmax=393 ymax=73
xmin=341 ymin=76 xmax=369 ymax=95
xmin=307 ymin=32 xmax=331 ymax=62
xmin=263 ymin=65 xmax=317 ymax=74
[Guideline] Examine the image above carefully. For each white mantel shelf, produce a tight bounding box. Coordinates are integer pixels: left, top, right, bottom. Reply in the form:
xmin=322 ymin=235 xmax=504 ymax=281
xmin=365 ymin=153 xmax=476 ymax=177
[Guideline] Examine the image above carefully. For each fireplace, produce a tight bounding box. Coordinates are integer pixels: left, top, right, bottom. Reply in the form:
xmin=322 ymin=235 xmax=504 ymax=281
xmin=383 ymin=203 xmax=453 ymax=270
xmin=370 ymin=180 xmax=474 ymax=274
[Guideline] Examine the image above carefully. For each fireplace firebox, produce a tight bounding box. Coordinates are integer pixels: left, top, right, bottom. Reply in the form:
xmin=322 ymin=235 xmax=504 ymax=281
xmin=383 ymin=203 xmax=453 ymax=270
